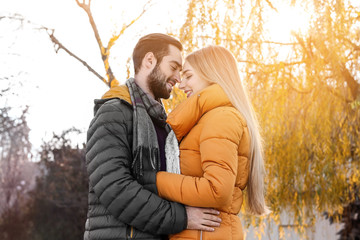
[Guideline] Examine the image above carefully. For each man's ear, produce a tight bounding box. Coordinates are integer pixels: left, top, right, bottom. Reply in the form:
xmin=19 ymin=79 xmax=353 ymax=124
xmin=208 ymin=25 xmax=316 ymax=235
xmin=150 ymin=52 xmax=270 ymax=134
xmin=142 ymin=52 xmax=157 ymax=70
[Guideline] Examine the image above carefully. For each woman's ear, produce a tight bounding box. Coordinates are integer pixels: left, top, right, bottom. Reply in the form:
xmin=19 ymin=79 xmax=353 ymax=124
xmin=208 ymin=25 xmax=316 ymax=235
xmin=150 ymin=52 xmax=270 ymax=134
xmin=142 ymin=52 xmax=157 ymax=70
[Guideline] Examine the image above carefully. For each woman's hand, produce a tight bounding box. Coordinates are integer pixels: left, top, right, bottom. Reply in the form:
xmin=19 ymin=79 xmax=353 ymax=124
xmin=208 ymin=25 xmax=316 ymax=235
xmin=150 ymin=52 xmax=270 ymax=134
xmin=185 ymin=206 xmax=222 ymax=232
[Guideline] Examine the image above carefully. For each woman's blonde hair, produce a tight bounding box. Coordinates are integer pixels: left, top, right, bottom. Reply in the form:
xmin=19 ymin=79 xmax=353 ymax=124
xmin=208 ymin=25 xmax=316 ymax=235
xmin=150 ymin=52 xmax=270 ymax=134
xmin=185 ymin=45 xmax=268 ymax=215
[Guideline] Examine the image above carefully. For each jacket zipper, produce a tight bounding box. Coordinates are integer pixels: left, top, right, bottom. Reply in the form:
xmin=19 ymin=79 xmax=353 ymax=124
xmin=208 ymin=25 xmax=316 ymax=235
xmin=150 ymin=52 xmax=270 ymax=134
xmin=126 ymin=225 xmax=134 ymax=239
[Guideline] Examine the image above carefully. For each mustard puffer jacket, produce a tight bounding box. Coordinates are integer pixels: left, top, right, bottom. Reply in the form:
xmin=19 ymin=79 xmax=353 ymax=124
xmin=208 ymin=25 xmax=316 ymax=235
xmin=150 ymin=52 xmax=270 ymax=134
xmin=156 ymin=84 xmax=250 ymax=240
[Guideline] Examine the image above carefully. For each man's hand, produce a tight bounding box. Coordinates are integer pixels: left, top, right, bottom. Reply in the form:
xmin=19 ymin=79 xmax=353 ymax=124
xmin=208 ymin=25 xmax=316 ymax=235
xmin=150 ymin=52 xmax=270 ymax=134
xmin=186 ymin=206 xmax=222 ymax=232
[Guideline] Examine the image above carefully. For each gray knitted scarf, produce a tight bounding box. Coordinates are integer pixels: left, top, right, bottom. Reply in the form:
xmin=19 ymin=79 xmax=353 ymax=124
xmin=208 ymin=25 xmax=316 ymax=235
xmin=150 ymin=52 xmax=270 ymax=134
xmin=126 ymin=78 xmax=172 ymax=178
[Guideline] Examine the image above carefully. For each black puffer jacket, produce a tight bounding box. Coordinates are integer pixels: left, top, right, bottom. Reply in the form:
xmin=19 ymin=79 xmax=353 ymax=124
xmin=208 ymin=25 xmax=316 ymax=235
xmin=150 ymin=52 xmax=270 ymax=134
xmin=84 ymin=85 xmax=187 ymax=240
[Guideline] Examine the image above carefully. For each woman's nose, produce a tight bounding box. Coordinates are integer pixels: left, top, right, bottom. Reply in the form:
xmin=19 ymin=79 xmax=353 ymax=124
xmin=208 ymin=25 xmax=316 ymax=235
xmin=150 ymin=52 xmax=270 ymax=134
xmin=179 ymin=79 xmax=186 ymax=89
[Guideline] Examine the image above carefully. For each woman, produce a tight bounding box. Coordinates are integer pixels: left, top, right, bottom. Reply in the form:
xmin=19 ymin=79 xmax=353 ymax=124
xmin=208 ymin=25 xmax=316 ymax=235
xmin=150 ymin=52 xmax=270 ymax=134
xmin=158 ymin=45 xmax=268 ymax=239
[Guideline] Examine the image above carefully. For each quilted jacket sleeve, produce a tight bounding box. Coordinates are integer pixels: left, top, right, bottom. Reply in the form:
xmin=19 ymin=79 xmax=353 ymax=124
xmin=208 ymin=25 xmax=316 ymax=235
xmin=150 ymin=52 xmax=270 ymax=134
xmin=156 ymin=109 xmax=244 ymax=208
xmin=86 ymin=99 xmax=187 ymax=235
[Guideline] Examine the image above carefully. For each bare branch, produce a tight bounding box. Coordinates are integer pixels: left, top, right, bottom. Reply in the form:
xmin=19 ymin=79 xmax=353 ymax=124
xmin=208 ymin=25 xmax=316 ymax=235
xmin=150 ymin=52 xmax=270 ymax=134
xmin=107 ymin=0 xmax=153 ymax=51
xmin=294 ymin=33 xmax=360 ymax=101
xmin=287 ymin=80 xmax=315 ymax=94
xmin=325 ymin=84 xmax=353 ymax=103
xmin=342 ymin=37 xmax=360 ymax=51
xmin=76 ymin=0 xmax=114 ymax=87
xmin=261 ymin=40 xmax=299 ymax=46
xmin=311 ymin=37 xmax=359 ymax=100
xmin=197 ymin=35 xmax=299 ymax=46
xmin=106 ymin=0 xmax=152 ymax=87
xmin=0 ymin=88 xmax=10 ymax=97
xmin=264 ymin=0 xmax=278 ymax=12
xmin=1 ymin=14 xmax=106 ymax=84
xmin=76 ymin=0 xmax=103 ymax=51
xmin=44 ymin=28 xmax=107 ymax=85
xmin=0 ymin=14 xmax=33 ymax=25
xmin=75 ymin=0 xmax=90 ymax=8
xmin=76 ymin=0 xmax=153 ymax=87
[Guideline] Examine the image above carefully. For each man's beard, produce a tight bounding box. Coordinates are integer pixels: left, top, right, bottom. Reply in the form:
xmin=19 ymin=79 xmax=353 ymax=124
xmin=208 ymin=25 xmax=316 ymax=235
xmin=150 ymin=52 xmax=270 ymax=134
xmin=148 ymin=65 xmax=171 ymax=99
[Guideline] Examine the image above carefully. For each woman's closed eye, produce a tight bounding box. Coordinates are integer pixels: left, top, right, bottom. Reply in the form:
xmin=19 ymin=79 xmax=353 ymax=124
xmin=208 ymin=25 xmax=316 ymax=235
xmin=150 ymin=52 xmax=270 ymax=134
xmin=184 ymin=74 xmax=192 ymax=80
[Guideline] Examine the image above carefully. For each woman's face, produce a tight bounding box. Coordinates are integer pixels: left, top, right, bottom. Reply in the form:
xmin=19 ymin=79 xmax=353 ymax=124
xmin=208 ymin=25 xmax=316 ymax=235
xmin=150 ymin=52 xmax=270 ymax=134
xmin=180 ymin=61 xmax=211 ymax=98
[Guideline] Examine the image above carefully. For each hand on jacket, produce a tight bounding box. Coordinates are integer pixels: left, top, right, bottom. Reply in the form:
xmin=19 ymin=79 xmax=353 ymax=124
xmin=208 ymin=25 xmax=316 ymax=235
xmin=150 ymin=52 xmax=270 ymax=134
xmin=185 ymin=206 xmax=221 ymax=232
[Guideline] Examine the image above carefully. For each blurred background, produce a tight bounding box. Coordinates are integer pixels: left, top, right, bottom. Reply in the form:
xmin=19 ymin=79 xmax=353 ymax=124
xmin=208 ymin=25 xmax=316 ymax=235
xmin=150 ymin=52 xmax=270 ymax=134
xmin=0 ymin=0 xmax=359 ymax=239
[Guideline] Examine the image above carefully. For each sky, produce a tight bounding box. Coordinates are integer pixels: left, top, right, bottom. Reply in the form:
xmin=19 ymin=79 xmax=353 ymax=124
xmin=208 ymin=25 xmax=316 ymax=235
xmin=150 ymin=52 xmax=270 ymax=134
xmin=0 ymin=0 xmax=187 ymax=154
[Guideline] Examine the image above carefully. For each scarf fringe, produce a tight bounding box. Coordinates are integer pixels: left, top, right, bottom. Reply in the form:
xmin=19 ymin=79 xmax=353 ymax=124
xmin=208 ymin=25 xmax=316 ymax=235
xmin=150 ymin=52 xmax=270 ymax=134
xmin=132 ymin=146 xmax=160 ymax=178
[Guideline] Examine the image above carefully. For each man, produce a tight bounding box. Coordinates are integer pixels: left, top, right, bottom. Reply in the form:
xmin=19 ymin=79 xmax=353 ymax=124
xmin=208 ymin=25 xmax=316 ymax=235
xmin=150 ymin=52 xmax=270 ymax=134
xmin=84 ymin=33 xmax=221 ymax=240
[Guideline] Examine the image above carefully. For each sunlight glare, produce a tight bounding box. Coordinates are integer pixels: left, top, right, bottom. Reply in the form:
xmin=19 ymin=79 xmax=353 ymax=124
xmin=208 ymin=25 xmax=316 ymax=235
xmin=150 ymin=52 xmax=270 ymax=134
xmin=265 ymin=3 xmax=312 ymax=42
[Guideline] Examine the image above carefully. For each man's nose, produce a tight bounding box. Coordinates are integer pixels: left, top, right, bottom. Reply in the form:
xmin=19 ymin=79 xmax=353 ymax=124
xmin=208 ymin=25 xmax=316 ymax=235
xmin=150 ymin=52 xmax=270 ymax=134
xmin=174 ymin=71 xmax=181 ymax=83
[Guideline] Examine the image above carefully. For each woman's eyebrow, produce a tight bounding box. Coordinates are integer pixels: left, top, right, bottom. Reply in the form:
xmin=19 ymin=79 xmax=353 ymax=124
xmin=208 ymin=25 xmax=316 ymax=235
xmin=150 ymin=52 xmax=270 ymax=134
xmin=182 ymin=69 xmax=191 ymax=75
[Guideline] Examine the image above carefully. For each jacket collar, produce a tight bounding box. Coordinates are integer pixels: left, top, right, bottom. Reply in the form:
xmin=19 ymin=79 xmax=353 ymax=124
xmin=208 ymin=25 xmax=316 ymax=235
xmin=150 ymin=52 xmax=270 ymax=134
xmin=167 ymin=84 xmax=232 ymax=141
xmin=101 ymin=84 xmax=132 ymax=104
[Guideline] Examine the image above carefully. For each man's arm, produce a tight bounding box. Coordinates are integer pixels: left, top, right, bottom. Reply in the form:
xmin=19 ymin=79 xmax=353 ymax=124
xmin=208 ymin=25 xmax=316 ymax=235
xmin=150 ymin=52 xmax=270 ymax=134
xmin=86 ymin=100 xmax=186 ymax=235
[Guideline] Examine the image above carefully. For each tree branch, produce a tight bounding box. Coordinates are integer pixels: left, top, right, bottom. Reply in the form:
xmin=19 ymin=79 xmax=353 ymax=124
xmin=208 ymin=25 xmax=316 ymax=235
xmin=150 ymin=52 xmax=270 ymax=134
xmin=313 ymin=38 xmax=359 ymax=101
xmin=264 ymin=0 xmax=278 ymax=12
xmin=325 ymin=84 xmax=353 ymax=103
xmin=1 ymin=14 xmax=108 ymax=86
xmin=342 ymin=37 xmax=360 ymax=51
xmin=287 ymin=80 xmax=315 ymax=94
xmin=285 ymin=69 xmax=315 ymax=94
xmin=261 ymin=40 xmax=299 ymax=46
xmin=75 ymin=0 xmax=113 ymax=86
xmin=76 ymin=0 xmax=103 ymax=51
xmin=295 ymin=33 xmax=360 ymax=101
xmin=107 ymin=0 xmax=153 ymax=51
xmin=76 ymin=0 xmax=152 ymax=87
xmin=44 ymin=28 xmax=108 ymax=85
xmin=197 ymin=35 xmax=299 ymax=46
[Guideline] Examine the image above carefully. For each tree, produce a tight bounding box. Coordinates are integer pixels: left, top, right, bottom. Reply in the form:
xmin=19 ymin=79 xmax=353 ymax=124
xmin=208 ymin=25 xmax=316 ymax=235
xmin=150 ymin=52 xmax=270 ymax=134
xmin=42 ymin=0 xmax=152 ymax=88
xmin=26 ymin=128 xmax=87 ymax=240
xmin=0 ymin=100 xmax=34 ymax=240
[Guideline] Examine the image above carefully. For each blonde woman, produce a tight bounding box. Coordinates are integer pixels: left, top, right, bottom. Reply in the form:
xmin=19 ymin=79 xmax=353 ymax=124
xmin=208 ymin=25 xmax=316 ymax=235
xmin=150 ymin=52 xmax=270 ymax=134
xmin=157 ymin=45 xmax=268 ymax=240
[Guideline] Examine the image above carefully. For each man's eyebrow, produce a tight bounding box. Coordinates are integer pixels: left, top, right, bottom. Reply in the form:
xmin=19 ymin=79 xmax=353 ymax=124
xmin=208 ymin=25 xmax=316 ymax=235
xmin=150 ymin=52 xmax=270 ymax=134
xmin=170 ymin=60 xmax=182 ymax=69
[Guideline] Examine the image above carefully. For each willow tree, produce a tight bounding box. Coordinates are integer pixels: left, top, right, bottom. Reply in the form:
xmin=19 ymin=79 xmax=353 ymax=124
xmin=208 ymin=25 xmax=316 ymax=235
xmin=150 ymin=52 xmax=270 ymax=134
xmin=173 ymin=0 xmax=360 ymax=235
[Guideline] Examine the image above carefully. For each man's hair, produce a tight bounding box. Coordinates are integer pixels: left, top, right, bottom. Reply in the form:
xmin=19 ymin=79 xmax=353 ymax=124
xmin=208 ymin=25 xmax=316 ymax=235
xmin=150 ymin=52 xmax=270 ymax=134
xmin=132 ymin=33 xmax=183 ymax=74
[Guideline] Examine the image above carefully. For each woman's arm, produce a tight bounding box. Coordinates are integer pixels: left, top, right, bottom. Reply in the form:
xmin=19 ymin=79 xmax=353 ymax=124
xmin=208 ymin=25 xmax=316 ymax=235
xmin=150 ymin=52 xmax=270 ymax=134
xmin=156 ymin=109 xmax=244 ymax=208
